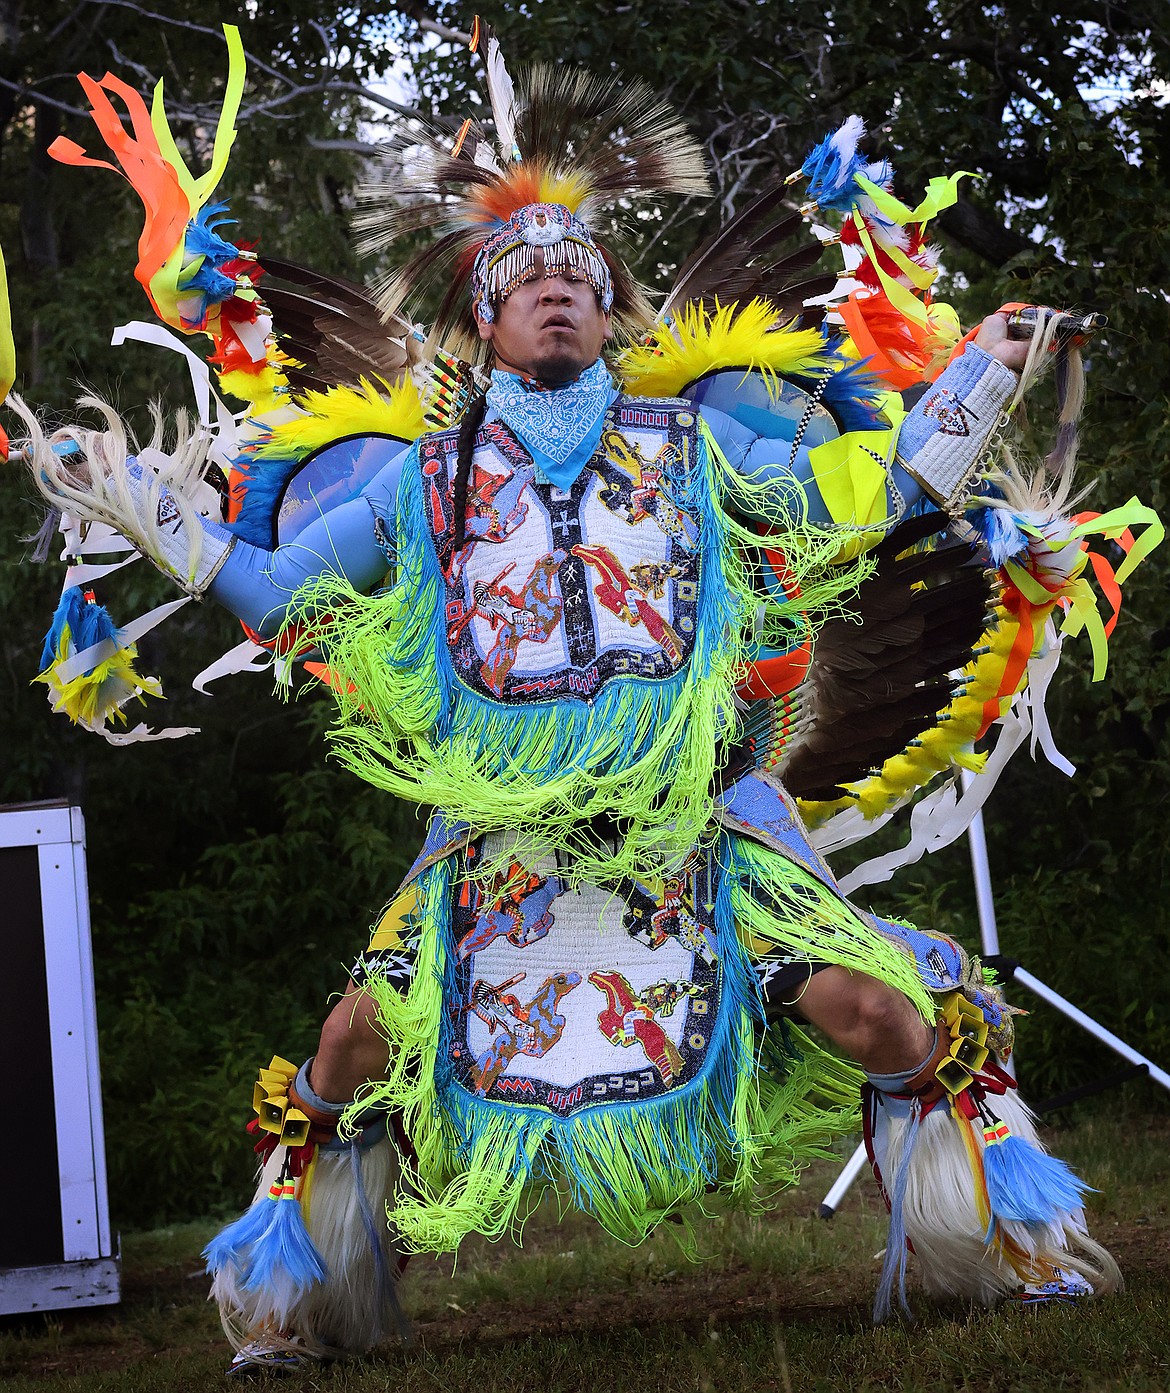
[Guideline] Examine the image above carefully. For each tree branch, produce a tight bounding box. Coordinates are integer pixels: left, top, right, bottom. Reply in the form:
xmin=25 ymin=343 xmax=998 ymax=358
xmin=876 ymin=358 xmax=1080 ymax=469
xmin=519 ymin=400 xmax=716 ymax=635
xmin=77 ymin=0 xmax=302 ymax=92
xmin=394 ymin=3 xmax=473 ymax=47
xmin=977 ymin=153 xmax=1052 ymax=198
xmin=936 ymin=195 xmax=1051 ymax=268
xmin=0 ymin=70 xmax=425 ymax=137
xmin=935 ymin=35 xmax=1065 ymax=124
xmin=232 ymin=80 xmax=422 ymax=126
xmin=307 ymin=137 xmax=383 ymax=155
xmin=0 ymin=75 xmax=95 ymax=121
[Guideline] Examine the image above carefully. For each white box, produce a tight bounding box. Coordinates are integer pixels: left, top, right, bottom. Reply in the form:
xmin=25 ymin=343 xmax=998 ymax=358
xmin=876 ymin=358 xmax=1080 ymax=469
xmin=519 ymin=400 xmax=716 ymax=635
xmin=0 ymin=802 xmax=120 ymax=1313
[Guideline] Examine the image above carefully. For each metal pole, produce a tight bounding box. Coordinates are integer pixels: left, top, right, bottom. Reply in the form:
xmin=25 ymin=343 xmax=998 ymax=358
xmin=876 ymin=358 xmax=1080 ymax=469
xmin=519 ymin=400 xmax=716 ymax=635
xmin=960 ymin=771 xmax=1015 ymax=1079
xmin=1010 ymin=967 xmax=1170 ymax=1094
xmin=817 ymin=1142 xmax=869 ymax=1218
xmin=961 ymin=771 xmax=1001 ymax=956
xmin=961 ymin=771 xmax=1168 ymax=1095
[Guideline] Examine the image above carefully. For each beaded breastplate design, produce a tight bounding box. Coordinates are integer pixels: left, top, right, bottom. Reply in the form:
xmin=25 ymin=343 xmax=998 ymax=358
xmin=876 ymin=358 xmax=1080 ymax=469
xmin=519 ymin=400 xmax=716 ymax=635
xmin=418 ymin=400 xmax=703 ymax=705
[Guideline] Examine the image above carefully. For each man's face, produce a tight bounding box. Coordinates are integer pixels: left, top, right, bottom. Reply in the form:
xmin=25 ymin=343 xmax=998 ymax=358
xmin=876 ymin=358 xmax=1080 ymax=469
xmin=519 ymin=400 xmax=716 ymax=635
xmin=476 ymin=253 xmax=612 ymax=385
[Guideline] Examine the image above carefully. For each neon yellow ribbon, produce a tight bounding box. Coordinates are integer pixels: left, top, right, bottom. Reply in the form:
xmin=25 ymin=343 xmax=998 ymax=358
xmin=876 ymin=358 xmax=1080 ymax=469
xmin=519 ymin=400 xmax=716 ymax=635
xmin=847 ymin=170 xmax=974 ymax=334
xmin=1059 ymin=576 xmax=1110 ymax=680
xmin=1069 ymin=498 xmax=1164 ymax=585
xmin=807 ymin=430 xmax=896 ymax=531
xmin=1004 ymin=500 xmax=1164 ymax=681
xmin=1001 ymin=544 xmax=1086 ymax=608
xmin=854 ymin=170 xmax=974 ymax=226
xmin=852 ymin=219 xmax=932 ymax=328
xmin=0 ymin=241 xmax=14 ymax=404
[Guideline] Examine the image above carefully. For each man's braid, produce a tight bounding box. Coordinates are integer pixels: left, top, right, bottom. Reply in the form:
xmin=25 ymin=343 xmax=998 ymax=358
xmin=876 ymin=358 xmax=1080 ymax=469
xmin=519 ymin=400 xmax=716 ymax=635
xmin=452 ymin=392 xmax=489 ymax=554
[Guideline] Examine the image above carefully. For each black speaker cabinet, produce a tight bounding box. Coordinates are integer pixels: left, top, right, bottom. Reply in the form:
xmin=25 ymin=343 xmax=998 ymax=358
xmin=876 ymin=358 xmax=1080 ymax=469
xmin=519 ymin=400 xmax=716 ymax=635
xmin=0 ymin=802 xmax=119 ymax=1314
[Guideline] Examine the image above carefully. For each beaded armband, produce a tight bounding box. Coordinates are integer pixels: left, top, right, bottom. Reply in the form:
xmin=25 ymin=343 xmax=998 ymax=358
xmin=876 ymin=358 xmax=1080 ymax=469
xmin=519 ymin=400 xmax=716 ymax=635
xmin=895 ymin=347 xmax=1018 ymax=514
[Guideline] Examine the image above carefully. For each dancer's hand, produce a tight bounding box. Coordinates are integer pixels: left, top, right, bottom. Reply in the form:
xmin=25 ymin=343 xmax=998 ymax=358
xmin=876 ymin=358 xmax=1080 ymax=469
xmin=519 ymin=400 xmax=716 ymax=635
xmin=973 ymin=312 xmax=1030 ymax=373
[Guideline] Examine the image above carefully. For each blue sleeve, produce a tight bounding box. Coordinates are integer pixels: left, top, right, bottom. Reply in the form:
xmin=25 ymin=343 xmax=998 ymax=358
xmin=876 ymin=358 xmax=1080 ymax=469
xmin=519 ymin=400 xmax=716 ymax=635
xmin=698 ymin=404 xmax=927 ymax=527
xmin=698 ymin=346 xmax=1017 ymax=530
xmin=208 ymin=439 xmax=409 ymax=640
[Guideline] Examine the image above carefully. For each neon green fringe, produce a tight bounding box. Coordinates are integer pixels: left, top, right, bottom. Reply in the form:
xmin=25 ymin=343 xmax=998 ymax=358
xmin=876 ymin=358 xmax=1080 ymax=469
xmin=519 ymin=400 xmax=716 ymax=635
xmin=727 ymin=834 xmax=935 ymax=1024
xmin=285 ymin=420 xmax=873 ymax=883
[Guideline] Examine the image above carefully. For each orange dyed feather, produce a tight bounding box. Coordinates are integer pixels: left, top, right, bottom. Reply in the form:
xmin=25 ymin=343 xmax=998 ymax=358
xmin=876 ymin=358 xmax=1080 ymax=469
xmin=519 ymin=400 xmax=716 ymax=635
xmin=49 ymin=73 xmax=189 ymax=312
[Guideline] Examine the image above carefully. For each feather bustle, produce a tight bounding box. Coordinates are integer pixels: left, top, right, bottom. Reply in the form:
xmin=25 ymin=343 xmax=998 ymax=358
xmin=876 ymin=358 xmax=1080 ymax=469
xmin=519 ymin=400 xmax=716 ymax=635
xmin=778 ymin=517 xmax=994 ymax=799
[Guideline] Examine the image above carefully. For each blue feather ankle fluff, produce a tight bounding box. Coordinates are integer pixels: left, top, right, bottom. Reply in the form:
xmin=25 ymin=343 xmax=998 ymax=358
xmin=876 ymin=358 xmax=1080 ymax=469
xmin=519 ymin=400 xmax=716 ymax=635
xmin=203 ymin=1162 xmax=329 ymax=1316
xmin=202 ymin=1196 xmax=277 ymax=1277
xmin=983 ymin=1131 xmax=1089 ymax=1228
xmin=241 ymin=1190 xmax=328 ymax=1298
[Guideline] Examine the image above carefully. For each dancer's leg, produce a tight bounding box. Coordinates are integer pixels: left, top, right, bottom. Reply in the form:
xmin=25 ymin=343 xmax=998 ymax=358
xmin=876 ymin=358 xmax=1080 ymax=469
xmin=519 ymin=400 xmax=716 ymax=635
xmin=307 ymin=981 xmax=392 ymax=1102
xmin=765 ymin=959 xmax=1119 ymax=1312
xmin=774 ymin=965 xmax=935 ymax=1075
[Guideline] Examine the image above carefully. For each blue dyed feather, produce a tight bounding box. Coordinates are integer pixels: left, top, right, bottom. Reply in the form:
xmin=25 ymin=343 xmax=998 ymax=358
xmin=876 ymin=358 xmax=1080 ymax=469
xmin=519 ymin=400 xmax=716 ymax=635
xmin=202 ymin=1196 xmax=278 ymax=1276
xmin=802 ymin=133 xmax=864 ymax=212
xmin=983 ymin=1132 xmax=1089 ymax=1228
xmin=240 ymin=1193 xmax=328 ymax=1296
xmin=40 ymin=586 xmax=119 ymax=672
xmin=790 ymin=358 xmax=887 ymax=434
xmin=179 ymin=202 xmax=244 ymax=317
xmin=186 ymin=201 xmax=239 ymax=260
xmin=225 ymin=456 xmax=304 ymax=549
xmin=802 ymin=117 xmax=893 ymax=216
xmin=185 ymin=263 xmax=238 ymax=302
xmin=971 ymin=506 xmax=1029 ymax=567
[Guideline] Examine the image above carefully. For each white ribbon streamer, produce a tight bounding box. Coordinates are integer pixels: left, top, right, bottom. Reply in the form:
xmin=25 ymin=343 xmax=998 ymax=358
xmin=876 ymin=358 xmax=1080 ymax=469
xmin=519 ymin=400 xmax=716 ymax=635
xmin=835 ymin=707 xmax=1031 ymax=895
xmin=192 ymin=636 xmax=273 ymax=693
xmin=1024 ymin=624 xmax=1075 ymax=778
xmin=815 ymin=619 xmax=1079 ymax=893
xmin=59 ymin=520 xmax=139 ymax=557
xmin=53 ymin=596 xmax=192 ymax=685
xmin=63 ymin=554 xmax=141 ymax=586
xmin=97 ymin=721 xmax=201 ymax=746
xmin=110 ymin=321 xmax=241 ymax=469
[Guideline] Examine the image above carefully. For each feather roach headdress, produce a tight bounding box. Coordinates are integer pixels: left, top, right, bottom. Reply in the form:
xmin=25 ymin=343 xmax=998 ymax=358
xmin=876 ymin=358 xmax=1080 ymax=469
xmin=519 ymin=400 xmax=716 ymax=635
xmin=353 ymin=20 xmax=711 ymax=356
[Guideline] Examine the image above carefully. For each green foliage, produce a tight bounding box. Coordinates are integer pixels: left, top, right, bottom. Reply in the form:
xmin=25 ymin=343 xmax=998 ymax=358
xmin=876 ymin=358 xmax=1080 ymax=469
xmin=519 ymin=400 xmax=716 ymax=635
xmin=2 ymin=1 xmax=1169 ymax=1231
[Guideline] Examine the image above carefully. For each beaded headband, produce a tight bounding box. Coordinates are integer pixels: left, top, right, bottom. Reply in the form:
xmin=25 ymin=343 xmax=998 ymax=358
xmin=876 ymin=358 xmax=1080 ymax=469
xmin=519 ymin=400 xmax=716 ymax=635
xmin=471 ymin=203 xmax=613 ymax=322
xmin=353 ymin=22 xmax=708 ymax=356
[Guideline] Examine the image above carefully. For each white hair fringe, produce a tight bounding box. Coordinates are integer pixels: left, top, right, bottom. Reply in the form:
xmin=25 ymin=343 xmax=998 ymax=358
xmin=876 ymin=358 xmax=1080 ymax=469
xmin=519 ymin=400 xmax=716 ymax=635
xmin=11 ymin=392 xmax=220 ymax=588
xmin=985 ymin=310 xmax=1090 ymax=518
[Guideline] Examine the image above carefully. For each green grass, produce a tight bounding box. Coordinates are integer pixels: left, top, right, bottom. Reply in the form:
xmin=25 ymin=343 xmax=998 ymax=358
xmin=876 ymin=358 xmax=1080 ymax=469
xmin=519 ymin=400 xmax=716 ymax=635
xmin=1 ymin=1117 xmax=1167 ymax=1391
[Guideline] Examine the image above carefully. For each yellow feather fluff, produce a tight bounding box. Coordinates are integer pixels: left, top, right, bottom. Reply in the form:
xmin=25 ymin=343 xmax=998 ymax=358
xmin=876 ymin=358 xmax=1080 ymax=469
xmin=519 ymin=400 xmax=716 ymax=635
xmin=37 ymin=642 xmax=162 ymax=728
xmin=252 ymin=376 xmax=426 ymax=460
xmin=219 ymin=364 xmax=290 ymax=412
xmin=617 ymin=298 xmax=834 ymax=400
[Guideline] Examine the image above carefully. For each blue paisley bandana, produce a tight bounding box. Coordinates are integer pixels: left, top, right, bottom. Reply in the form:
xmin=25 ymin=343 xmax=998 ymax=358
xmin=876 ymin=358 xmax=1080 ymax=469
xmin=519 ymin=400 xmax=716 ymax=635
xmin=486 ymin=358 xmax=615 ymax=489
